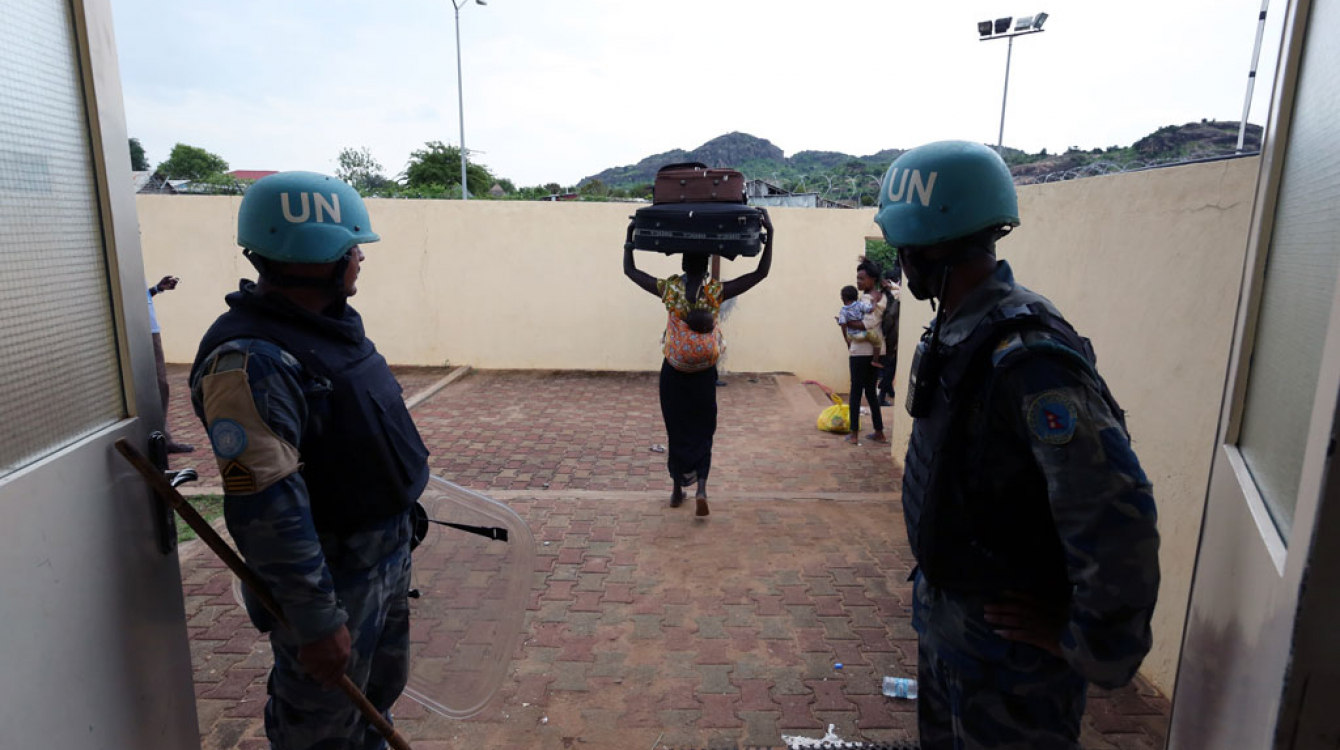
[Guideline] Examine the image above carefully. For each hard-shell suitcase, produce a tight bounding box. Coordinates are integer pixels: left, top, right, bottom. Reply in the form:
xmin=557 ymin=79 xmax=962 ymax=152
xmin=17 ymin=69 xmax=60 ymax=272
xmin=631 ymin=202 xmax=763 ymax=259
xmin=653 ymin=162 xmax=747 ymax=204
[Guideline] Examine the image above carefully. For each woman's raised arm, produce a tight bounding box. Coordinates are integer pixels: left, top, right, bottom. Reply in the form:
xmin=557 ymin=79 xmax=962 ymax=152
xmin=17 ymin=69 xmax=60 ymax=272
xmin=623 ymin=220 xmax=660 ymax=297
xmin=722 ymin=208 xmax=773 ymax=301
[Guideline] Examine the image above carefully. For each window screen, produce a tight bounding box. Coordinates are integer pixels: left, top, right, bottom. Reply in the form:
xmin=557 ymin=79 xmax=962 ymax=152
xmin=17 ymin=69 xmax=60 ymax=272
xmin=0 ymin=0 xmax=124 ymax=477
xmin=1237 ymin=0 xmax=1340 ymax=538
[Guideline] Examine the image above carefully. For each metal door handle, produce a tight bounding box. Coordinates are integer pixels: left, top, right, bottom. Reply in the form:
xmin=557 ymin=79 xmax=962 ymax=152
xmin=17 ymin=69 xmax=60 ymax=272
xmin=166 ymin=468 xmax=198 ymax=489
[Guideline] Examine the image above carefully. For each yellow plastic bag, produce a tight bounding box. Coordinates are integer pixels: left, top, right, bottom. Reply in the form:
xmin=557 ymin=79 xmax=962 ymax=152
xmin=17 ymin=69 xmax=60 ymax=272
xmin=805 ymin=381 xmax=851 ymax=434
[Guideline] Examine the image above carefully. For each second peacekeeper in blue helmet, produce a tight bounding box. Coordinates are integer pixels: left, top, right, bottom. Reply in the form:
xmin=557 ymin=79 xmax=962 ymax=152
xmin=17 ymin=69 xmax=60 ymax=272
xmin=189 ymin=172 xmax=429 ymax=750
xmin=875 ymin=142 xmax=1160 ymax=749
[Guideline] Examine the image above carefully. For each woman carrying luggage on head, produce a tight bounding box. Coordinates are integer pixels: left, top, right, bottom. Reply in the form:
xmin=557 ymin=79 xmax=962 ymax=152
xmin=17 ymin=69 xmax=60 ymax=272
xmin=622 ymin=210 xmax=774 ymax=517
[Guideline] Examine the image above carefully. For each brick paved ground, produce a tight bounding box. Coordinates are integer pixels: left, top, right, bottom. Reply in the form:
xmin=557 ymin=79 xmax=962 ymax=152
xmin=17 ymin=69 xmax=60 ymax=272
xmin=414 ymin=370 xmax=895 ymax=496
xmin=171 ymin=368 xmax=1170 ymax=749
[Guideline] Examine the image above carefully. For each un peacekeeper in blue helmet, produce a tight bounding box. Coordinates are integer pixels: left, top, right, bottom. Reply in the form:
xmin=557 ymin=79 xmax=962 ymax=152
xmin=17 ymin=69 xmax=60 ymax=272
xmin=876 ymin=142 xmax=1160 ymax=749
xmin=188 ymin=172 xmax=430 ymax=750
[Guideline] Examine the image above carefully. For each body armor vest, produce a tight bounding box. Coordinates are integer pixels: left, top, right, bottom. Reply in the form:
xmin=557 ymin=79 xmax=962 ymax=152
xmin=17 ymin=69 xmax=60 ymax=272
xmin=902 ymin=286 xmax=1125 ymax=601
xmin=192 ymin=284 xmax=430 ymax=535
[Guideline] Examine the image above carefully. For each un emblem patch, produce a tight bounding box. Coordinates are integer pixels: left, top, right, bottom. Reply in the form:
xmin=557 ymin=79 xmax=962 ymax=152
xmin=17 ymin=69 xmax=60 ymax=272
xmin=209 ymin=418 xmax=248 ymax=459
xmin=1027 ymin=391 xmax=1078 ymax=445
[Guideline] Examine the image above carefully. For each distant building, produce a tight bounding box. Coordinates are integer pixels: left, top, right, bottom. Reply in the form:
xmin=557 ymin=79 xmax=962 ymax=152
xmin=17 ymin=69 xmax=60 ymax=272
xmin=489 ymin=183 xmax=506 ymax=198
xmin=130 ymin=171 xmax=175 ymax=194
xmin=745 ymin=178 xmax=850 ymax=209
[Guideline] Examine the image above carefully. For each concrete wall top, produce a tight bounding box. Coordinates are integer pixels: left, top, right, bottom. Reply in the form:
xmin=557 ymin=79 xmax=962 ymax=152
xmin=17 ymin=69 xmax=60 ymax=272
xmin=139 ymin=197 xmax=879 ymax=387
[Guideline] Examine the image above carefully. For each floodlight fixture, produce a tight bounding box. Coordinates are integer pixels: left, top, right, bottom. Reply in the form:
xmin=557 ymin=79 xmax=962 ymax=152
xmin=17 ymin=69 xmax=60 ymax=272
xmin=1015 ymin=15 xmax=1033 ymax=31
xmin=994 ymin=17 xmax=1012 ymax=34
xmin=1033 ymin=12 xmax=1048 ymax=29
xmin=978 ymin=20 xmax=993 ymax=36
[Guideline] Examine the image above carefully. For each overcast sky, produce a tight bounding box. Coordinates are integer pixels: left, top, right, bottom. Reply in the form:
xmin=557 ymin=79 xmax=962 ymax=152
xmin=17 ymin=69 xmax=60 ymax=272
xmin=111 ymin=0 xmax=1286 ymax=187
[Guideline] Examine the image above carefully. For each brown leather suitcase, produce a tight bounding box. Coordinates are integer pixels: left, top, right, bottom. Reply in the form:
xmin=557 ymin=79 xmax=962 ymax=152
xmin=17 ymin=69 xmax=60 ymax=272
xmin=653 ymin=162 xmax=747 ymax=204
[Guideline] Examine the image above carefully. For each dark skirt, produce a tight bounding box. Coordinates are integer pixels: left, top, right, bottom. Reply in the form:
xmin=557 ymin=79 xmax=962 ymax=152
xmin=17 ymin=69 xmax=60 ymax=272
xmin=659 ymin=359 xmax=718 ymax=485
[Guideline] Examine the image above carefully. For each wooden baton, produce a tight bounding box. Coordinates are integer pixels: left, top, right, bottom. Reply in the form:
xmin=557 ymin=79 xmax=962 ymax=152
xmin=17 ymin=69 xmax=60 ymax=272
xmin=115 ymin=438 xmax=414 ymax=750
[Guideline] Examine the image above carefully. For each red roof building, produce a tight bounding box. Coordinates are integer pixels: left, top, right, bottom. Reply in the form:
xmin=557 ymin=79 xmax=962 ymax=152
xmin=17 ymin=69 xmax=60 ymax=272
xmin=226 ymin=170 xmax=279 ymax=182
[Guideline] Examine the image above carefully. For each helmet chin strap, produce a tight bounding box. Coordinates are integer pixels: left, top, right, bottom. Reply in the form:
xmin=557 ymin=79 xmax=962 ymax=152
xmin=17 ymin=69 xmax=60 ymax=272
xmin=905 ymin=242 xmax=988 ymax=304
xmin=245 ymin=249 xmax=351 ymax=295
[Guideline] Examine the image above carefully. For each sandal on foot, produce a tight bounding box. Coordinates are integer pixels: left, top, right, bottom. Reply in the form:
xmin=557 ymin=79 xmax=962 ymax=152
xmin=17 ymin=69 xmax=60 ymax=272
xmin=695 ymin=496 xmax=710 ymax=517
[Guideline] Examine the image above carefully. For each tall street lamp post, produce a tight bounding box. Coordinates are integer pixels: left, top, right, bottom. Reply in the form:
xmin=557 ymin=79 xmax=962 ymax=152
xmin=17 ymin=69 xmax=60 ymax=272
xmin=452 ymin=0 xmax=487 ymax=199
xmin=1237 ymin=0 xmax=1270 ymax=152
xmin=978 ymin=12 xmax=1048 ymax=157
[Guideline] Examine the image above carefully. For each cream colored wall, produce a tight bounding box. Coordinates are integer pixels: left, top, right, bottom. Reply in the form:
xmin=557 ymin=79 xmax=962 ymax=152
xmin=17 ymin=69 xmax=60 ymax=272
xmin=141 ymin=157 xmax=1259 ymax=695
xmin=890 ymin=156 xmax=1260 ymax=695
xmin=139 ymin=197 xmax=877 ymax=387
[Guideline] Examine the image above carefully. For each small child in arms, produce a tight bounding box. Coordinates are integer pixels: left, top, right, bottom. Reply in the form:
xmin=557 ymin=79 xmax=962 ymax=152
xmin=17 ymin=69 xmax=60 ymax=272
xmin=837 ymin=285 xmax=883 ymax=366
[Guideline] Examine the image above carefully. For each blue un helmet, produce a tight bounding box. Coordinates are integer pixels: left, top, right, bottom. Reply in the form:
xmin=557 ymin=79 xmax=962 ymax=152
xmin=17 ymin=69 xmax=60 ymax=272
xmin=237 ymin=171 xmax=379 ymax=264
xmin=874 ymin=141 xmax=1019 ymax=300
xmin=874 ymin=140 xmax=1019 ymax=249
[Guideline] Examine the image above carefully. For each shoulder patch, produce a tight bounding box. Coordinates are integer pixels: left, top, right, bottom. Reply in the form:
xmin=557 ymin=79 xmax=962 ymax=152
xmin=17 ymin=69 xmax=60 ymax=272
xmin=1027 ymin=390 xmax=1079 ymax=445
xmin=991 ymin=332 xmax=1026 ymax=367
xmin=209 ymin=418 xmax=248 ymax=459
xmin=201 ymin=368 xmax=301 ymax=495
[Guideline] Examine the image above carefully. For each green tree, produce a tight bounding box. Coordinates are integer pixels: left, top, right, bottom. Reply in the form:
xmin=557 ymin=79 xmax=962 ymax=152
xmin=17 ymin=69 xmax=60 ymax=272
xmin=402 ymin=141 xmax=492 ymax=197
xmin=191 ymin=172 xmax=246 ymax=195
xmin=496 ymin=178 xmax=516 ymax=194
xmin=128 ymin=138 xmax=149 ymax=171
xmin=543 ymin=182 xmax=562 ymax=195
xmin=156 ymin=143 xmax=229 ymax=181
xmin=335 ymin=146 xmax=388 ymax=192
xmin=579 ymin=179 xmax=609 ymax=198
xmin=864 ymin=239 xmax=897 ymax=273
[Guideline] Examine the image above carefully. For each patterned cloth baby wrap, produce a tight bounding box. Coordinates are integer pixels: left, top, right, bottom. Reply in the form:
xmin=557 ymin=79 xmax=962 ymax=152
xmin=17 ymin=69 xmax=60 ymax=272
xmin=658 ymin=274 xmax=723 ymax=373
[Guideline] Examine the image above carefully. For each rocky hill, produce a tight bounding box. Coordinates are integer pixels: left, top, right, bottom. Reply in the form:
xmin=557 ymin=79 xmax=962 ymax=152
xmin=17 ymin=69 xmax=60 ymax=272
xmin=578 ymin=121 xmax=1263 ymax=204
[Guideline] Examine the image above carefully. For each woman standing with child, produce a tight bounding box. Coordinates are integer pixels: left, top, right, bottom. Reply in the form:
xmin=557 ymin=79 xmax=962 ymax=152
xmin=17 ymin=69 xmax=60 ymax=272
xmin=839 ymin=258 xmax=888 ymax=445
xmin=622 ymin=211 xmax=774 ymax=516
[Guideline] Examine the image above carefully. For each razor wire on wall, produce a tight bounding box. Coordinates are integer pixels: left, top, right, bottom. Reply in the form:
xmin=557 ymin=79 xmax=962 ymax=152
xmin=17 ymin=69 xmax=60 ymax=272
xmin=1013 ymin=149 xmax=1262 ymax=185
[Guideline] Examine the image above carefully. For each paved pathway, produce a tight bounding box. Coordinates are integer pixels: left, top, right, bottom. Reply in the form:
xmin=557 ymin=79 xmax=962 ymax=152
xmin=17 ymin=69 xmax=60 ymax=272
xmin=169 ymin=368 xmax=1170 ymax=749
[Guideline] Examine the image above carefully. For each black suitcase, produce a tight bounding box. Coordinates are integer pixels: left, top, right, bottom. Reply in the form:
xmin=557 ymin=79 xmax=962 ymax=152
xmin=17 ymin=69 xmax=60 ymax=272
xmin=631 ymin=202 xmax=763 ymax=259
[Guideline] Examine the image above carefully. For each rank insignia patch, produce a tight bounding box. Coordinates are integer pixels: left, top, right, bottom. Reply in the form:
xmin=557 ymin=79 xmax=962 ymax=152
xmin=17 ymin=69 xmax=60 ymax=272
xmin=221 ymin=460 xmax=257 ymax=494
xmin=1028 ymin=391 xmax=1078 ymax=445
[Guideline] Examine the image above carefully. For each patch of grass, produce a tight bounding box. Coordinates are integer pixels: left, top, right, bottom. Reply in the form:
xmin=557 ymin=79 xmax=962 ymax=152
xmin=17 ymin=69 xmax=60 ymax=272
xmin=178 ymin=494 xmax=224 ymax=543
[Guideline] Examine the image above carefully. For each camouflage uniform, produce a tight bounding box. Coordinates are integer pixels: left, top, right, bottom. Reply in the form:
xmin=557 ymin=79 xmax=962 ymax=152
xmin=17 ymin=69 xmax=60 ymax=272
xmin=192 ymin=338 xmax=412 ymax=750
xmin=905 ymin=261 xmax=1160 ymax=749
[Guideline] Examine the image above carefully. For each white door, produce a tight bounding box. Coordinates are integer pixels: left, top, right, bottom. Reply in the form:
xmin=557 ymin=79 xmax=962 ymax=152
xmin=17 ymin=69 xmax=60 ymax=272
xmin=0 ymin=0 xmax=199 ymax=747
xmin=1170 ymin=0 xmax=1340 ymax=747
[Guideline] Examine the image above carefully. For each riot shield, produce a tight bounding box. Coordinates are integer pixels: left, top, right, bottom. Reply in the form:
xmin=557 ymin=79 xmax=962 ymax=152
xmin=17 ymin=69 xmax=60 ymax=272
xmin=229 ymin=476 xmax=534 ymax=719
xmin=402 ymin=476 xmax=535 ymax=719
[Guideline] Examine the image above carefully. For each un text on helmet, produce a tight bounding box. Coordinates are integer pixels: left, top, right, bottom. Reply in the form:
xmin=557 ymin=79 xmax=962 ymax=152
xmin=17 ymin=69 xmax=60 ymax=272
xmin=885 ymin=169 xmax=938 ymax=208
xmin=280 ymin=192 xmax=342 ymax=224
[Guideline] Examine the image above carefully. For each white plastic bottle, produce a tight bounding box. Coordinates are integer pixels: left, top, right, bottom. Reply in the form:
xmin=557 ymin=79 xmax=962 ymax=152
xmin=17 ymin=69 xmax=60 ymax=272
xmin=882 ymin=676 xmax=918 ymax=699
